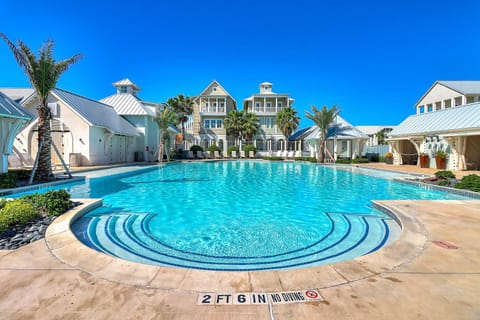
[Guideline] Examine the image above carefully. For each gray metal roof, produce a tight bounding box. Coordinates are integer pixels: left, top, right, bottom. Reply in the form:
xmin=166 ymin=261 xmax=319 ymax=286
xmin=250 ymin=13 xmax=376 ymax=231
xmin=0 ymin=91 xmax=32 ymax=120
xmin=437 ymin=81 xmax=480 ymax=95
xmin=52 ymin=88 xmax=138 ymax=136
xmin=113 ymin=78 xmax=141 ymax=91
xmin=100 ymin=93 xmax=156 ymax=116
xmin=355 ymin=125 xmax=396 ymax=135
xmin=0 ymin=88 xmax=35 ymax=103
xmin=388 ymin=102 xmax=480 ymax=137
xmin=290 ymin=116 xmax=369 ymax=141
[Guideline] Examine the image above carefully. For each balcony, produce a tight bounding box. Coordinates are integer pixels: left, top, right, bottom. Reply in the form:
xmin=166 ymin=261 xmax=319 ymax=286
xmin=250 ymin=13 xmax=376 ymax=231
xmin=252 ymin=106 xmax=283 ymax=114
xmin=199 ymin=106 xmax=226 ymax=115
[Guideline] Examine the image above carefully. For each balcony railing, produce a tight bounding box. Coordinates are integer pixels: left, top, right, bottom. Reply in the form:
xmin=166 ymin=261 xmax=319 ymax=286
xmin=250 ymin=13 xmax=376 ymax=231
xmin=252 ymin=106 xmax=283 ymax=113
xmin=201 ymin=107 xmax=226 ymax=113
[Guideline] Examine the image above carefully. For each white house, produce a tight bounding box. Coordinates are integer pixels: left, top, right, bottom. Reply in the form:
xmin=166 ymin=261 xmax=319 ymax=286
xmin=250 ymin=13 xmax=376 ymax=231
xmin=388 ymin=81 xmax=480 ymax=170
xmin=243 ymin=82 xmax=295 ymax=154
xmin=100 ymin=78 xmax=165 ymax=162
xmin=290 ymin=115 xmax=368 ymax=160
xmin=0 ymin=92 xmax=32 ymax=173
xmin=5 ymin=88 xmax=139 ymax=166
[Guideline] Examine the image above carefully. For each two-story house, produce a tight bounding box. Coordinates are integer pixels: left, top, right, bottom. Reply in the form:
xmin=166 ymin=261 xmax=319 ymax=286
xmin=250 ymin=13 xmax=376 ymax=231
xmin=190 ymin=80 xmax=237 ymax=151
xmin=243 ymin=82 xmax=294 ymax=154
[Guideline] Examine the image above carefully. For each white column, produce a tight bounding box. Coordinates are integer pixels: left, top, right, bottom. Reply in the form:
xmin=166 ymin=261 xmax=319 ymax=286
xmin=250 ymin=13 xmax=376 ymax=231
xmin=462 ymin=96 xmax=467 ymax=105
xmin=287 ymin=98 xmax=290 ymax=108
xmin=441 ymin=100 xmax=445 ymax=110
xmin=416 ymin=106 xmax=421 ymax=114
xmin=208 ymin=98 xmax=211 ymax=112
xmin=451 ymin=98 xmax=455 ymax=108
xmin=216 ymin=98 xmax=218 ymax=112
xmin=224 ymin=97 xmax=226 ymax=112
xmin=432 ymin=102 xmax=437 ymax=112
xmin=275 ymin=97 xmax=278 ymax=112
xmin=264 ymin=97 xmax=266 ymax=112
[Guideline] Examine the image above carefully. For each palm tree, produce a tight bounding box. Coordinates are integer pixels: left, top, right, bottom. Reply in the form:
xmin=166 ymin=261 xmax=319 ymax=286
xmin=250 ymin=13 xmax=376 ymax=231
xmin=0 ymin=34 xmax=82 ymax=181
xmin=276 ymin=106 xmax=300 ymax=151
xmin=167 ymin=94 xmax=194 ymax=148
xmin=155 ymin=105 xmax=177 ymax=162
xmin=305 ymin=105 xmax=340 ymax=163
xmin=224 ymin=110 xmax=244 ymax=145
xmin=375 ymin=130 xmax=386 ymax=145
xmin=242 ymin=111 xmax=259 ymax=144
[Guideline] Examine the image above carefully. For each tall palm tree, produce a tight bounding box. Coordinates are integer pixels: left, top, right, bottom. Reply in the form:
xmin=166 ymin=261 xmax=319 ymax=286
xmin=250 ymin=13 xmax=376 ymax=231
xmin=305 ymin=105 xmax=340 ymax=163
xmin=276 ymin=106 xmax=300 ymax=151
xmin=242 ymin=111 xmax=259 ymax=144
xmin=0 ymin=33 xmax=82 ymax=181
xmin=155 ymin=105 xmax=177 ymax=162
xmin=224 ymin=110 xmax=244 ymax=145
xmin=167 ymin=94 xmax=194 ymax=148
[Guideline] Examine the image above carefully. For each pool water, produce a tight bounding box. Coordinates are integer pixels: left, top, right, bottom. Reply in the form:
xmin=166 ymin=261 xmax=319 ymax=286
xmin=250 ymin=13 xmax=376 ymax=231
xmin=58 ymin=162 xmax=468 ymax=271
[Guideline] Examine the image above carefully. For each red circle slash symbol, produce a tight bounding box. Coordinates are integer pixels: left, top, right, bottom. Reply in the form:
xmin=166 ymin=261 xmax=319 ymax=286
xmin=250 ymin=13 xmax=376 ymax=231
xmin=305 ymin=290 xmax=319 ymax=299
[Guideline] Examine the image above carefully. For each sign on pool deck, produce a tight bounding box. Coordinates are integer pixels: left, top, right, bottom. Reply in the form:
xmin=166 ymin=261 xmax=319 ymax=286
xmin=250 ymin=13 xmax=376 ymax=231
xmin=198 ymin=289 xmax=323 ymax=305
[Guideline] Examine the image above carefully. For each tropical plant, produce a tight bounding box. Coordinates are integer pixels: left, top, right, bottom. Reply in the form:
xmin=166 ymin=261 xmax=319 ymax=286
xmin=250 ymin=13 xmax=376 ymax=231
xmin=243 ymin=111 xmax=260 ymax=143
xmin=167 ymin=94 xmax=194 ymax=148
xmin=276 ymin=106 xmax=300 ymax=151
xmin=207 ymin=145 xmax=221 ymax=152
xmin=0 ymin=34 xmax=82 ymax=182
xmin=436 ymin=150 xmax=448 ymax=159
xmin=224 ymin=110 xmax=259 ymax=146
xmin=455 ymin=174 xmax=480 ymax=192
xmin=375 ymin=130 xmax=386 ymax=145
xmin=226 ymin=145 xmax=239 ymax=157
xmin=243 ymin=144 xmax=256 ymax=155
xmin=155 ymin=105 xmax=177 ymax=162
xmin=434 ymin=170 xmax=456 ymax=179
xmin=305 ymin=105 xmax=340 ymax=163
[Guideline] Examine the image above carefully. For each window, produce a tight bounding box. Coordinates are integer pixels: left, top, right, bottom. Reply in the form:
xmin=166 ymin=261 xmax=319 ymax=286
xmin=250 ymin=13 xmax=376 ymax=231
xmin=277 ymin=102 xmax=283 ymax=108
xmin=216 ymin=120 xmax=222 ymax=128
xmin=204 ymin=120 xmax=210 ymax=128
xmin=255 ymin=102 xmax=260 ymax=108
xmin=120 ymin=86 xmax=127 ymax=93
xmin=204 ymin=119 xmax=223 ymax=129
xmin=266 ymin=102 xmax=272 ymax=108
xmin=213 ymin=86 xmax=217 ymax=91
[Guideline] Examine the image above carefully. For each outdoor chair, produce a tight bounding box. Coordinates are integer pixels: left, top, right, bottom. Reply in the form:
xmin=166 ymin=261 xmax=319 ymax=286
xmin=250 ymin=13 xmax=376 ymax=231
xmin=240 ymin=150 xmax=246 ymax=158
xmin=249 ymin=151 xmax=255 ymax=158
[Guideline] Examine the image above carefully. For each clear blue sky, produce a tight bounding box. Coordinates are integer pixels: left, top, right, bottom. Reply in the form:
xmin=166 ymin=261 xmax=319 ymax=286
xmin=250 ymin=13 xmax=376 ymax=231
xmin=1 ymin=0 xmax=479 ymax=128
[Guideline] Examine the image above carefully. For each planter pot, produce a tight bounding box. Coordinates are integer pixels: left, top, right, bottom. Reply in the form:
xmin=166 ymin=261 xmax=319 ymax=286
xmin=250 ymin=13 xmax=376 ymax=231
xmin=435 ymin=156 xmax=446 ymax=169
xmin=385 ymin=157 xmax=393 ymax=165
xmin=419 ymin=155 xmax=429 ymax=168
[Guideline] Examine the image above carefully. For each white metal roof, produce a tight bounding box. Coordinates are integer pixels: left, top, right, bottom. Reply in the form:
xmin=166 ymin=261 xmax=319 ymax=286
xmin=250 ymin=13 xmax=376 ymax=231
xmin=0 ymin=88 xmax=35 ymax=103
xmin=52 ymin=88 xmax=138 ymax=136
xmin=291 ymin=116 xmax=369 ymax=141
xmin=356 ymin=125 xmax=396 ymax=135
xmin=100 ymin=93 xmax=156 ymax=116
xmin=112 ymin=78 xmax=141 ymax=91
xmin=0 ymin=91 xmax=32 ymax=120
xmin=437 ymin=81 xmax=480 ymax=95
xmin=388 ymin=102 xmax=480 ymax=137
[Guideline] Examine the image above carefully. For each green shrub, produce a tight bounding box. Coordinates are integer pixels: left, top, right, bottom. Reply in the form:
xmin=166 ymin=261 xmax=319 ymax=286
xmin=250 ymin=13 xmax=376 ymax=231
xmin=9 ymin=169 xmax=31 ymax=180
xmin=294 ymin=157 xmax=317 ymax=163
xmin=379 ymin=156 xmax=385 ymax=162
xmin=227 ymin=145 xmax=239 ymax=157
xmin=0 ymin=199 xmax=6 ymax=210
xmin=22 ymin=190 xmax=72 ymax=217
xmin=434 ymin=170 xmax=456 ymax=179
xmin=0 ymin=200 xmax=38 ymax=232
xmin=190 ymin=145 xmax=203 ymax=152
xmin=455 ymin=174 xmax=480 ymax=192
xmin=438 ymin=180 xmax=449 ymax=187
xmin=243 ymin=144 xmax=256 ymax=155
xmin=207 ymin=145 xmax=222 ymax=152
xmin=0 ymin=172 xmax=17 ymax=189
xmin=262 ymin=156 xmax=284 ymax=161
xmin=335 ymin=159 xmax=351 ymax=164
xmin=352 ymin=158 xmax=369 ymax=164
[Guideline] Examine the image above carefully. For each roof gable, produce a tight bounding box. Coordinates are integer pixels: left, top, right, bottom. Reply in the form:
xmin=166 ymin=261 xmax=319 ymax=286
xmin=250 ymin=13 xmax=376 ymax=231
xmin=195 ymin=80 xmax=237 ymax=104
xmin=0 ymin=91 xmax=32 ymax=120
xmin=416 ymin=81 xmax=480 ymax=107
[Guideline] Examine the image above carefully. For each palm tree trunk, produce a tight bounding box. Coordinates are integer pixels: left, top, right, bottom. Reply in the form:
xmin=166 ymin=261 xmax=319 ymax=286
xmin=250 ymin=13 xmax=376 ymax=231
xmin=35 ymin=103 xmax=52 ymax=181
xmin=319 ymin=139 xmax=325 ymax=163
xmin=158 ymin=129 xmax=164 ymax=162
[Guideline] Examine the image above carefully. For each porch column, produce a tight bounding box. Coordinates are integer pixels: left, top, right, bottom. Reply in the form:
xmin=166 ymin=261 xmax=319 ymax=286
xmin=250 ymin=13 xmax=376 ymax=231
xmin=208 ymin=98 xmax=211 ymax=112
xmin=388 ymin=140 xmax=402 ymax=165
xmin=224 ymin=97 xmax=227 ymax=112
xmin=216 ymin=98 xmax=219 ymax=112
xmin=263 ymin=97 xmax=266 ymax=112
xmin=334 ymin=139 xmax=338 ymax=161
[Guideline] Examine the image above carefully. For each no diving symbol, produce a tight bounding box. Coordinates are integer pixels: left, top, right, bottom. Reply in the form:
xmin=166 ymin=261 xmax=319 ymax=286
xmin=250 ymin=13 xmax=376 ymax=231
xmin=305 ymin=290 xmax=319 ymax=299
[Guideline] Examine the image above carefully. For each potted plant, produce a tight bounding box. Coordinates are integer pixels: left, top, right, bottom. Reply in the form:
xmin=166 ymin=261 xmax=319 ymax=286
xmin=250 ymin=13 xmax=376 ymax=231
xmin=384 ymin=152 xmax=393 ymax=165
xmin=419 ymin=152 xmax=429 ymax=168
xmin=435 ymin=150 xmax=448 ymax=169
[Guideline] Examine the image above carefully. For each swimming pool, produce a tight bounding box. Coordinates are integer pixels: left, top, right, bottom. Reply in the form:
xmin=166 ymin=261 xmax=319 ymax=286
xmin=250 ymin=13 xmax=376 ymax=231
xmin=40 ymin=161 xmax=467 ymax=271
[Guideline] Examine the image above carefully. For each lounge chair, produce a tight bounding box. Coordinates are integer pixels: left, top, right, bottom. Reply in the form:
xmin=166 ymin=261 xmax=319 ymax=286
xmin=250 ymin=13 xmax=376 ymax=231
xmin=223 ymin=151 xmax=229 ymax=158
xmin=187 ymin=151 xmax=194 ymax=159
xmin=294 ymin=151 xmax=302 ymax=158
xmin=249 ymin=151 xmax=255 ymax=159
xmin=204 ymin=151 xmax=212 ymax=159
xmin=214 ymin=150 xmax=221 ymax=159
xmin=240 ymin=150 xmax=246 ymax=158
xmin=231 ymin=150 xmax=237 ymax=159
xmin=197 ymin=151 xmax=204 ymax=159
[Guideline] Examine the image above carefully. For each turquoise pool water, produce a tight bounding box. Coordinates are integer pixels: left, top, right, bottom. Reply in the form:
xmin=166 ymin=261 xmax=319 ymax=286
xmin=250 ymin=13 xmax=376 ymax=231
xmin=45 ymin=161 xmax=469 ymax=271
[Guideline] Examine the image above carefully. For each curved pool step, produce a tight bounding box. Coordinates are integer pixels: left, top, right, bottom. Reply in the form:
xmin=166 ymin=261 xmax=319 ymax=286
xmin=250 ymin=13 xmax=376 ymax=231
xmin=72 ymin=211 xmax=397 ymax=271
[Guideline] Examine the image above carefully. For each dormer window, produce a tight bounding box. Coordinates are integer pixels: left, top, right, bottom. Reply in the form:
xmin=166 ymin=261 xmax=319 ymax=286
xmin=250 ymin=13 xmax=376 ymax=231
xmin=120 ymin=86 xmax=128 ymax=93
xmin=213 ymin=87 xmax=217 ymax=91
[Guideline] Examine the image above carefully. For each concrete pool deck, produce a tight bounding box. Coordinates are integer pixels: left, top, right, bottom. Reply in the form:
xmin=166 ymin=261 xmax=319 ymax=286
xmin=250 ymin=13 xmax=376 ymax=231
xmin=0 ymin=198 xmax=479 ymax=319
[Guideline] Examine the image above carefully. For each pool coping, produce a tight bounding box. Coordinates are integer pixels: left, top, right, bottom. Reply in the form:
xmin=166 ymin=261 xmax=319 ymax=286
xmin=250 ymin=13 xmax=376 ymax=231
xmin=44 ymin=197 xmax=429 ymax=292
